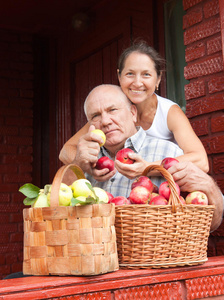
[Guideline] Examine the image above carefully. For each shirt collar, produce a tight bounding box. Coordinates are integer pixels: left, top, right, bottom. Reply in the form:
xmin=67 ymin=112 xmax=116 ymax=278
xmin=101 ymin=127 xmax=146 ymax=157
xmin=124 ymin=126 xmax=146 ymax=153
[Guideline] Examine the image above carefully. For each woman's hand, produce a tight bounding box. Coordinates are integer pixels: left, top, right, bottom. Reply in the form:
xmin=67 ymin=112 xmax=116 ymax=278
xmin=168 ymin=161 xmax=210 ymax=192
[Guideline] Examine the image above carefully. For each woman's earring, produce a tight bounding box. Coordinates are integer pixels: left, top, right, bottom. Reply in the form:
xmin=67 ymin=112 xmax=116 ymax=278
xmin=156 ymin=85 xmax=159 ymax=91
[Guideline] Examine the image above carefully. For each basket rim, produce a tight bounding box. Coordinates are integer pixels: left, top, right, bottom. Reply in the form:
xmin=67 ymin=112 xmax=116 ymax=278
xmin=119 ymin=258 xmax=208 ymax=267
xmin=114 ymin=204 xmax=215 ymax=208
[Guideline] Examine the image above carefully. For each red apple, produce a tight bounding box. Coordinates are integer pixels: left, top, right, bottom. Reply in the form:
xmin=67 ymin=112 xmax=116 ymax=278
xmin=161 ymin=157 xmax=179 ymax=170
xmin=109 ymin=196 xmax=131 ymax=205
xmin=96 ymin=156 xmax=114 ymax=172
xmin=159 ymin=181 xmax=180 ymax=200
xmin=131 ymin=176 xmax=154 ymax=192
xmin=179 ymin=195 xmax=186 ymax=204
xmin=152 ymin=183 xmax=159 ymax=193
xmin=185 ymin=191 xmax=208 ymax=205
xmin=149 ymin=195 xmax=168 ymax=205
xmin=151 ymin=192 xmax=159 ymax=200
xmin=106 ymin=191 xmax=114 ymax=202
xmin=116 ymin=148 xmax=134 ymax=164
xmin=129 ymin=186 xmax=150 ymax=204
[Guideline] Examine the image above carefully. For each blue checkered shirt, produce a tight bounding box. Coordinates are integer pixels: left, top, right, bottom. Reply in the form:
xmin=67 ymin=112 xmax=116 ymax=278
xmin=86 ymin=127 xmax=183 ymax=198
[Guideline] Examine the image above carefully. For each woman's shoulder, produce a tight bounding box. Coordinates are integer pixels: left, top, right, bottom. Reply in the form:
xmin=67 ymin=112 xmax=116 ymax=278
xmin=156 ymin=94 xmax=178 ymax=108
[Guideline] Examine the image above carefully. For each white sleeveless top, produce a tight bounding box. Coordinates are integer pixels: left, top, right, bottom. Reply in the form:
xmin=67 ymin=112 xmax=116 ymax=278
xmin=145 ymin=94 xmax=178 ymax=144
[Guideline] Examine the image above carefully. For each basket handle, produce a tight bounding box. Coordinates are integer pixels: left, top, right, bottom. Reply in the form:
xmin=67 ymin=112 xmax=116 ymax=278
xmin=142 ymin=165 xmax=181 ymax=213
xmin=50 ymin=164 xmax=85 ymax=207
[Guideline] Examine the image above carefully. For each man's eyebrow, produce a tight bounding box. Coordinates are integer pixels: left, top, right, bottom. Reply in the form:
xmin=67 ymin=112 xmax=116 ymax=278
xmin=89 ymin=110 xmax=100 ymax=119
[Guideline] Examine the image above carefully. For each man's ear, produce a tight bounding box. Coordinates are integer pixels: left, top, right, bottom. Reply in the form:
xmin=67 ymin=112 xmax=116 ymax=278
xmin=130 ymin=104 xmax=137 ymax=123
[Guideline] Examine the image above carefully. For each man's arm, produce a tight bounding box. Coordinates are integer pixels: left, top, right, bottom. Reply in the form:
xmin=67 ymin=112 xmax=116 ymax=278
xmin=169 ymin=161 xmax=223 ymax=232
xmin=59 ymin=123 xmax=90 ymax=165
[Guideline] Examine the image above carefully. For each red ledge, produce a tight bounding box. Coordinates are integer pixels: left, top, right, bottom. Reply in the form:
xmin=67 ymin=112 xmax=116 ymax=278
xmin=1 ymin=256 xmax=224 ymax=300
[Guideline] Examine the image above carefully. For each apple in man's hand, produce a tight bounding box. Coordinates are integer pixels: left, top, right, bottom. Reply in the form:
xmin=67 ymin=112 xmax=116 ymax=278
xmin=109 ymin=196 xmax=130 ymax=205
xmin=161 ymin=157 xmax=179 ymax=170
xmin=159 ymin=181 xmax=180 ymax=200
xmin=129 ymin=186 xmax=151 ymax=204
xmin=149 ymin=195 xmax=168 ymax=205
xmin=91 ymin=129 xmax=106 ymax=147
xmin=116 ymin=148 xmax=134 ymax=164
xmin=185 ymin=191 xmax=208 ymax=205
xmin=96 ymin=156 xmax=114 ymax=172
xmin=131 ymin=176 xmax=154 ymax=192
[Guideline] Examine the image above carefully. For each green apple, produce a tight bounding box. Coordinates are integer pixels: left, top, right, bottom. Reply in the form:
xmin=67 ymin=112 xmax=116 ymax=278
xmin=47 ymin=183 xmax=73 ymax=206
xmin=33 ymin=192 xmax=49 ymax=208
xmin=93 ymin=187 xmax=109 ymax=203
xmin=71 ymin=179 xmax=94 ymax=198
xmin=73 ymin=196 xmax=87 ymax=206
xmin=91 ymin=129 xmax=106 ymax=147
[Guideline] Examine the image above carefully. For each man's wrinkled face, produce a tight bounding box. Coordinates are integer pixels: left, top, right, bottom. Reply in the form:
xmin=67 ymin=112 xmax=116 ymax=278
xmin=86 ymin=86 xmax=137 ymax=152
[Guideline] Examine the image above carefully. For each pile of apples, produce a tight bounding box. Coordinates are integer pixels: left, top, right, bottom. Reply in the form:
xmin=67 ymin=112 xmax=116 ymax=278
xmin=107 ymin=155 xmax=209 ymax=206
xmin=19 ymin=179 xmax=110 ymax=208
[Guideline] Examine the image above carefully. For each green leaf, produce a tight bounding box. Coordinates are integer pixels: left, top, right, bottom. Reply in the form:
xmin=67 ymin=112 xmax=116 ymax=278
xmin=85 ymin=182 xmax=99 ymax=203
xmin=19 ymin=183 xmax=40 ymax=198
xmin=23 ymin=197 xmax=36 ymax=206
xmin=44 ymin=184 xmax=51 ymax=195
xmin=85 ymin=196 xmax=98 ymax=204
xmin=71 ymin=197 xmax=87 ymax=206
xmin=70 ymin=195 xmax=99 ymax=206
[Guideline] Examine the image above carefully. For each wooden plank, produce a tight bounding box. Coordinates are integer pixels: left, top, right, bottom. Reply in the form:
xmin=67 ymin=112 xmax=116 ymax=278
xmin=1 ymin=256 xmax=224 ymax=299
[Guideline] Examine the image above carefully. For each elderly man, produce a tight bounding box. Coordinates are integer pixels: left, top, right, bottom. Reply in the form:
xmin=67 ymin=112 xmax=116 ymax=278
xmin=71 ymin=84 xmax=183 ymax=194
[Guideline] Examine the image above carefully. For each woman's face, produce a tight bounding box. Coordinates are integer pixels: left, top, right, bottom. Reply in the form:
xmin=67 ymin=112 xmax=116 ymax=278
xmin=118 ymin=52 xmax=161 ymax=104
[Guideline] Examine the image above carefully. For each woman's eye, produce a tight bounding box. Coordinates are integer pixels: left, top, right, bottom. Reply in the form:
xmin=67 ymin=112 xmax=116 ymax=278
xmin=144 ymin=73 xmax=150 ymax=77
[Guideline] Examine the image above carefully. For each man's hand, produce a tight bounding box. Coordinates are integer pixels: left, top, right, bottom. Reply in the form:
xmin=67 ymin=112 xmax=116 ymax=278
xmin=74 ymin=125 xmax=100 ymax=174
xmin=91 ymin=167 xmax=116 ymax=182
xmin=115 ymin=152 xmax=148 ymax=179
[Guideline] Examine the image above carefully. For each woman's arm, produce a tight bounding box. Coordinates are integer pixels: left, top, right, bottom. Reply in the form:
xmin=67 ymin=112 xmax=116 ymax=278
xmin=59 ymin=122 xmax=90 ymax=164
xmin=167 ymin=105 xmax=209 ymax=172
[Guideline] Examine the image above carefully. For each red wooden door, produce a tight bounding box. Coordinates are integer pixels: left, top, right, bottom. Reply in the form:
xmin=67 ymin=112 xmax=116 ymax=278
xmin=70 ymin=24 xmax=131 ymax=135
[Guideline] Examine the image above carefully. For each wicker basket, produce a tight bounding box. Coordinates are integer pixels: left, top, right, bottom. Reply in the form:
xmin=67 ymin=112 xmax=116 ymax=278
xmin=23 ymin=164 xmax=119 ymax=276
xmin=115 ymin=165 xmax=215 ymax=269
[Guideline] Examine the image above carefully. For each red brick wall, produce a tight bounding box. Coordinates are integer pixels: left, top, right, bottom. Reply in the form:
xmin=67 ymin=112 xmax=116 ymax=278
xmin=183 ymin=0 xmax=224 ymax=255
xmin=0 ymin=29 xmax=34 ymax=279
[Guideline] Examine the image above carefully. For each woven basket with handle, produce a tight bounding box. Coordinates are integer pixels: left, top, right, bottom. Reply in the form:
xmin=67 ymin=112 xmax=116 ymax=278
xmin=115 ymin=165 xmax=215 ymax=269
xmin=23 ymin=164 xmax=119 ymax=276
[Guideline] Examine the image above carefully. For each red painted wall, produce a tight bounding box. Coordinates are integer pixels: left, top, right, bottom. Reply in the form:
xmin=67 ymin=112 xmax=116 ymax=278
xmin=183 ymin=0 xmax=224 ymax=255
xmin=0 ymin=30 xmax=34 ymax=278
xmin=183 ymin=0 xmax=224 ymax=190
